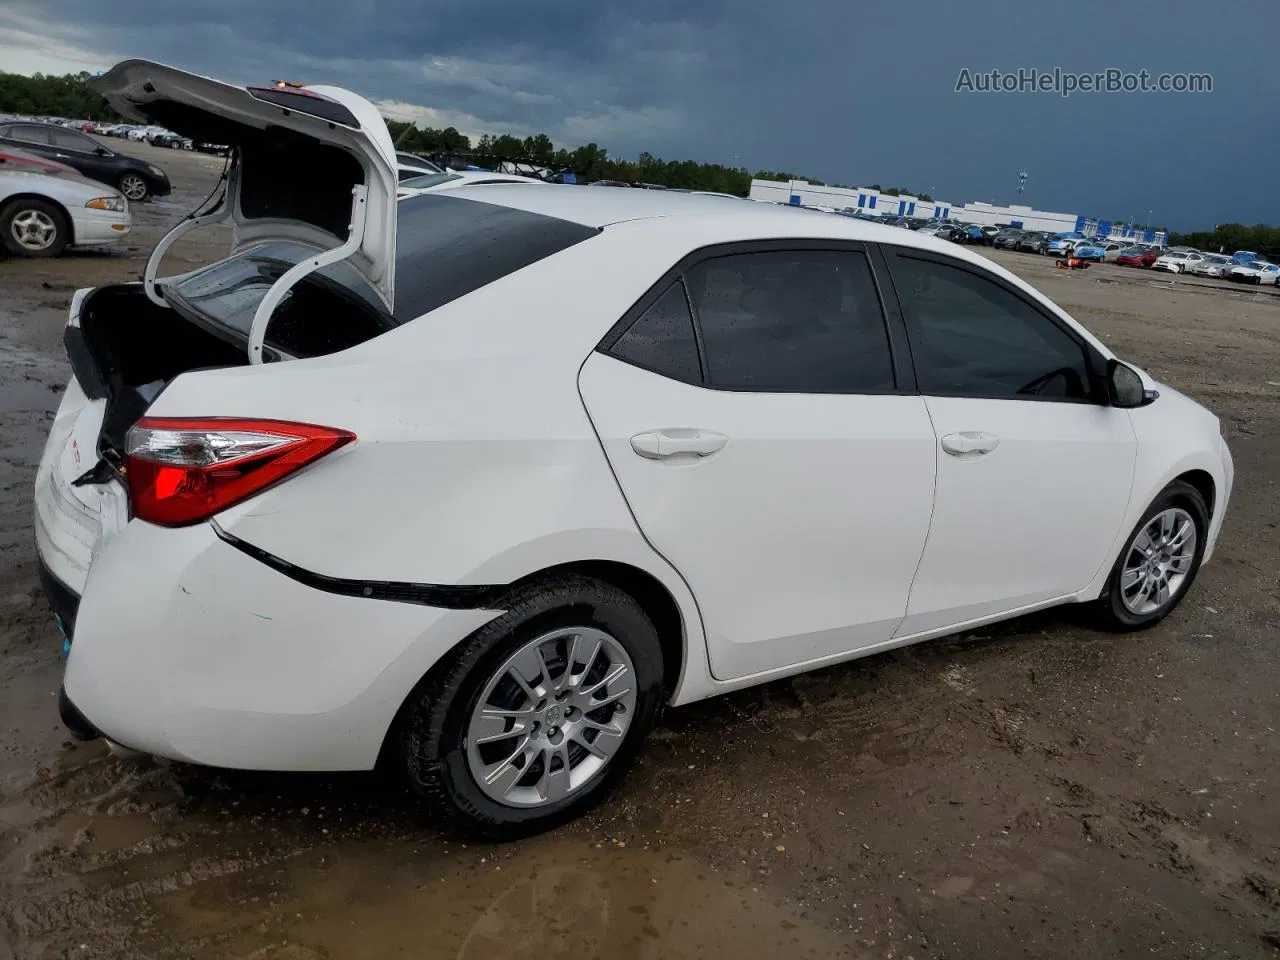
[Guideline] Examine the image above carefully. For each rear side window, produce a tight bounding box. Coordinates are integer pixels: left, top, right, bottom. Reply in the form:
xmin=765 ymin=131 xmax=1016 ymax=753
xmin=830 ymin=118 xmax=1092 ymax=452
xmin=10 ymin=124 xmax=52 ymax=145
xmin=609 ymin=282 xmax=702 ymax=384
xmin=685 ymin=250 xmax=896 ymax=393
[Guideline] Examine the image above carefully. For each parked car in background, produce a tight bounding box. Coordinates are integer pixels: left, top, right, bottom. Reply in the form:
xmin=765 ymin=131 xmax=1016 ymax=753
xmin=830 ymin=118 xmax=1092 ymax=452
xmin=1189 ymin=254 xmax=1233 ymax=278
xmin=992 ymin=227 xmax=1024 ymax=249
xmin=1116 ymin=246 xmax=1160 ymax=268
xmin=0 ymin=120 xmax=171 ymax=201
xmin=395 ymin=151 xmax=444 ymax=182
xmin=1068 ymin=241 xmax=1107 ymax=262
xmin=1014 ymin=231 xmax=1051 ymax=254
xmin=1099 ymin=241 xmax=1127 ymax=261
xmin=1 ymin=146 xmax=79 ymax=178
xmin=1047 ymin=234 xmax=1085 ymax=256
xmin=396 ymin=170 xmax=546 ymax=198
xmin=974 ymin=225 xmax=1001 ymax=245
xmin=1153 ymin=251 xmax=1195 ymax=274
xmin=1 ymin=162 xmax=130 ymax=257
xmin=1228 ymin=261 xmax=1280 ymax=285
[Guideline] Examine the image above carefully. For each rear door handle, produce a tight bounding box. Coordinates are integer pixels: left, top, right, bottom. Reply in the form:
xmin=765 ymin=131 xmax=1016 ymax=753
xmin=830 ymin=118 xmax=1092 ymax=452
xmin=940 ymin=431 xmax=1000 ymax=458
xmin=630 ymin=429 xmax=728 ymax=460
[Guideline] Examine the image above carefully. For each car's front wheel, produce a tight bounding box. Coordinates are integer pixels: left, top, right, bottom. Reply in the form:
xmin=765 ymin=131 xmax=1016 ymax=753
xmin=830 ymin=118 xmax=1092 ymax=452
xmin=118 ymin=173 xmax=149 ymax=201
xmin=1 ymin=197 xmax=69 ymax=258
xmin=396 ymin=576 xmax=665 ymax=839
xmin=1092 ymin=480 xmax=1209 ymax=631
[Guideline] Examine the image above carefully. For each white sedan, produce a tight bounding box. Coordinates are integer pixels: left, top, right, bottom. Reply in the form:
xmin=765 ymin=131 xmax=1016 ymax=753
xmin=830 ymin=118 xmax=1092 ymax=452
xmin=39 ymin=61 xmax=1234 ymax=838
xmin=1 ymin=153 xmax=130 ymax=256
xmin=1228 ymin=261 xmax=1280 ymax=285
xmin=395 ymin=169 xmax=546 ymax=198
xmin=1152 ymin=251 xmax=1203 ymax=274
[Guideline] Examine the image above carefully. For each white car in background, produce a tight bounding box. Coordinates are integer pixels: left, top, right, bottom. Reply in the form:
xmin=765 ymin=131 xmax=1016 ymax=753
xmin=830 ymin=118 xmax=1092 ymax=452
xmin=1 ymin=152 xmax=130 ymax=256
xmin=1228 ymin=260 xmax=1280 ymax=285
xmin=395 ymin=169 xmax=546 ymax=198
xmin=40 ymin=61 xmax=1233 ymax=839
xmin=1152 ymin=251 xmax=1201 ymax=274
xmin=1188 ymin=254 xmax=1233 ymax=279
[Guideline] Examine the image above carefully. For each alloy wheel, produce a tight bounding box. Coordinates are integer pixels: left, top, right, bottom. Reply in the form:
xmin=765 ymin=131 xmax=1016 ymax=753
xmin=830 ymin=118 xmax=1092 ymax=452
xmin=119 ymin=174 xmax=147 ymax=200
xmin=9 ymin=208 xmax=58 ymax=252
xmin=466 ymin=627 xmax=637 ymax=808
xmin=1120 ymin=507 xmax=1197 ymax=616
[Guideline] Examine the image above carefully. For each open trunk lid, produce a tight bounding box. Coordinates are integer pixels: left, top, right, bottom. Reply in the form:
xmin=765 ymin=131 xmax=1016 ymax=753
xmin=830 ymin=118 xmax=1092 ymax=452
xmin=91 ymin=60 xmax=397 ymax=313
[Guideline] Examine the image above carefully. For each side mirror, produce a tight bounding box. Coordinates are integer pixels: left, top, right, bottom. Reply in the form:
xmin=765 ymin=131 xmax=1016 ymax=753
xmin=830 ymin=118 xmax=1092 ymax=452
xmin=1107 ymin=359 xmax=1157 ymax=408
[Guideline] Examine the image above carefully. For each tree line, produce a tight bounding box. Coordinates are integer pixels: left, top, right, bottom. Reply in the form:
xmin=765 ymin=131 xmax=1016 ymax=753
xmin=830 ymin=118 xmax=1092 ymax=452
xmin=1168 ymin=224 xmax=1280 ymax=261
xmin=0 ymin=70 xmax=821 ymax=196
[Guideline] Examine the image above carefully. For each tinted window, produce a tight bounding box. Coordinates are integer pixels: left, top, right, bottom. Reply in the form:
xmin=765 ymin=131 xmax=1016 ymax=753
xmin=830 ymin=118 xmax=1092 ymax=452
xmin=394 ymin=194 xmax=599 ymax=322
xmin=400 ymin=172 xmax=462 ymax=189
xmin=890 ymin=255 xmax=1092 ymax=401
xmin=52 ymin=128 xmax=94 ymax=151
xmin=684 ymin=250 xmax=895 ymax=393
xmin=609 ymin=282 xmax=701 ymax=383
xmin=10 ymin=124 xmax=51 ymax=145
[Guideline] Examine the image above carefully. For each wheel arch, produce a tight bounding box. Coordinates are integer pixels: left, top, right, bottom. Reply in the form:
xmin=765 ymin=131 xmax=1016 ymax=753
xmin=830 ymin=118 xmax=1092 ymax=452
xmin=0 ymin=192 xmax=75 ymax=244
xmin=375 ymin=556 xmax=700 ymax=772
xmin=1173 ymin=468 xmax=1215 ymax=518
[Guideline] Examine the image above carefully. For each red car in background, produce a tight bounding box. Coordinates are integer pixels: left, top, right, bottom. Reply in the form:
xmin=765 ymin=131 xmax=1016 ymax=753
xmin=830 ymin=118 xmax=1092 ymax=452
xmin=1115 ymin=245 xmax=1160 ymax=267
xmin=0 ymin=147 xmax=79 ymax=177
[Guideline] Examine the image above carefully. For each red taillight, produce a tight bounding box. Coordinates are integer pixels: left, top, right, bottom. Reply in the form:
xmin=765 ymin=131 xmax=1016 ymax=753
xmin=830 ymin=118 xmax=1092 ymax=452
xmin=124 ymin=417 xmax=355 ymax=527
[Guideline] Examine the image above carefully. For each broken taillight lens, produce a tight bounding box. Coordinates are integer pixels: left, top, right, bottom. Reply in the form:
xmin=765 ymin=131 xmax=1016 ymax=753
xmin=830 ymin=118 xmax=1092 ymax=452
xmin=124 ymin=417 xmax=355 ymax=527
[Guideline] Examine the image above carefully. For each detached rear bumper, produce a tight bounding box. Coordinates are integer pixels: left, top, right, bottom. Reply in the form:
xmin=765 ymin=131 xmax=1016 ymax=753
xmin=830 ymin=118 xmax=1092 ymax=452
xmin=37 ymin=560 xmax=101 ymax=742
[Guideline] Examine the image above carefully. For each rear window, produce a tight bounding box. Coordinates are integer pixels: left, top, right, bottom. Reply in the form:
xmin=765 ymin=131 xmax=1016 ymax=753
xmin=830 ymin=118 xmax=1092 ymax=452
xmin=162 ymin=195 xmax=599 ymax=357
xmin=399 ymin=172 xmax=462 ymax=190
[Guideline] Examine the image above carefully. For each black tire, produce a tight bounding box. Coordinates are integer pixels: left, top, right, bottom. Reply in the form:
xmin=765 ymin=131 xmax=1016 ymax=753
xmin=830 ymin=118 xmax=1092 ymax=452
xmin=0 ymin=197 xmax=69 ymax=258
xmin=118 ymin=172 xmax=149 ymax=201
xmin=1091 ymin=480 xmax=1209 ymax=632
xmin=395 ymin=575 xmax=665 ymax=840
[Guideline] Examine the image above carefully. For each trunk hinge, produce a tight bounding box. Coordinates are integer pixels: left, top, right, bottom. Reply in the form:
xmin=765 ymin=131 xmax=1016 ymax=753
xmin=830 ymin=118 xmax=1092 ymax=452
xmin=142 ymin=166 xmax=238 ymax=308
xmin=246 ymin=185 xmax=369 ymax=365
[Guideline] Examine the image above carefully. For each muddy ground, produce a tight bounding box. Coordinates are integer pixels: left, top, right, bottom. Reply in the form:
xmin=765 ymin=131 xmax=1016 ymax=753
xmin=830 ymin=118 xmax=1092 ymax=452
xmin=1 ymin=139 xmax=1278 ymax=959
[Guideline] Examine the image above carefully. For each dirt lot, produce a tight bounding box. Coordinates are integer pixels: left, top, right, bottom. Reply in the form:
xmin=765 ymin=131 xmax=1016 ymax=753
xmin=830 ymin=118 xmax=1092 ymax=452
xmin=2 ymin=139 xmax=1278 ymax=960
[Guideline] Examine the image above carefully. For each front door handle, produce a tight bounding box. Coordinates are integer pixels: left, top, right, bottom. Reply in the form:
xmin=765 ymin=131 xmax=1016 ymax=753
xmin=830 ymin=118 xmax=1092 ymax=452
xmin=630 ymin=429 xmax=728 ymax=460
xmin=940 ymin=431 xmax=1000 ymax=458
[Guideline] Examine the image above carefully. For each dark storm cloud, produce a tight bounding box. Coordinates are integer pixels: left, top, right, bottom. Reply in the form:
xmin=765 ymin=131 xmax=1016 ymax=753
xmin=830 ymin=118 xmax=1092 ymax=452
xmin=6 ymin=0 xmax=1278 ymax=226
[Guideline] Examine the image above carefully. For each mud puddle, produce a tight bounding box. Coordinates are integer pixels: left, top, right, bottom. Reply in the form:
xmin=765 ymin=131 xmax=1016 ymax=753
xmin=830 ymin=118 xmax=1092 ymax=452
xmin=1 ymin=749 xmax=858 ymax=960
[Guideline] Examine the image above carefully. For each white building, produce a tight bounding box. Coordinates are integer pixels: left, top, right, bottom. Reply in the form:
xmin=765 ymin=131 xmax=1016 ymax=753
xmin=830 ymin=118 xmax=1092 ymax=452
xmin=747 ymin=179 xmax=1167 ymax=246
xmin=748 ymin=179 xmax=954 ymax=220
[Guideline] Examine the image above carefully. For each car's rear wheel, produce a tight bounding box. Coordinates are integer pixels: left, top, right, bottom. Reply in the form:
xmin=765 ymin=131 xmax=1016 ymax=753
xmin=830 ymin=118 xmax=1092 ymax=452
xmin=1092 ymin=480 xmax=1208 ymax=631
xmin=396 ymin=576 xmax=665 ymax=839
xmin=1 ymin=198 xmax=69 ymax=258
xmin=118 ymin=173 xmax=149 ymax=201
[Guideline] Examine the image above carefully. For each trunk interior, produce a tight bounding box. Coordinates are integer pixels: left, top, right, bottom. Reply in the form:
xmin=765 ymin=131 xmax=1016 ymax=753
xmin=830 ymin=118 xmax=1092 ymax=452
xmin=73 ymin=284 xmax=248 ymax=455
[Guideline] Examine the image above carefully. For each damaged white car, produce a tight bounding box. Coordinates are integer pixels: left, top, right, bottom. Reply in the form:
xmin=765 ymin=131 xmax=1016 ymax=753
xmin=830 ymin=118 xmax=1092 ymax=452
xmin=38 ymin=61 xmax=1233 ymax=839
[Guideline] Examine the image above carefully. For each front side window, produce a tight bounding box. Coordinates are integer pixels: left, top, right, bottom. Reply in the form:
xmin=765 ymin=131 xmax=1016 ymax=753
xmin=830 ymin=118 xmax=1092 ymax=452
xmin=888 ymin=254 xmax=1093 ymax=402
xmin=52 ymin=128 xmax=94 ymax=152
xmin=684 ymin=250 xmax=895 ymax=393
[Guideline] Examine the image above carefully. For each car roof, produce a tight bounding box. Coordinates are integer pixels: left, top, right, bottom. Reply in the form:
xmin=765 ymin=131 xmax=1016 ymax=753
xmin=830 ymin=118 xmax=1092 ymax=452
xmin=432 ymin=182 xmax=963 ymax=249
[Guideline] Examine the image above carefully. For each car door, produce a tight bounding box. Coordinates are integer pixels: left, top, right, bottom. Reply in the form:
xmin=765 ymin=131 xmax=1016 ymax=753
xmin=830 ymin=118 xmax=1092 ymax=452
xmin=2 ymin=123 xmax=59 ymax=163
xmin=49 ymin=127 xmax=114 ymax=184
xmin=579 ymin=244 xmax=938 ymax=681
xmin=881 ymin=247 xmax=1137 ymax=637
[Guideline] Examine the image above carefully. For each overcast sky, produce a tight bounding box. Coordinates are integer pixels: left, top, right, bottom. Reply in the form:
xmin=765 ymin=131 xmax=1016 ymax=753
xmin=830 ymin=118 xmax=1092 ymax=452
xmin=3 ymin=0 xmax=1276 ymax=229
